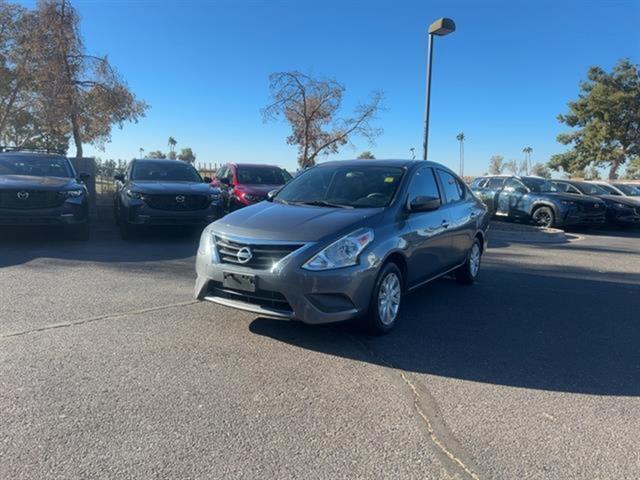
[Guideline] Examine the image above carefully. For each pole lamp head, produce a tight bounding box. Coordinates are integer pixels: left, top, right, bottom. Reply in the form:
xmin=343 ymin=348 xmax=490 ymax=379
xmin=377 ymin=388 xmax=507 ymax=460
xmin=428 ymin=18 xmax=456 ymax=36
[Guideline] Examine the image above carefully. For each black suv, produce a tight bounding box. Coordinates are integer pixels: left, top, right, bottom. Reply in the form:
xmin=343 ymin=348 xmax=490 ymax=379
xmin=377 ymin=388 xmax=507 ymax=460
xmin=471 ymin=175 xmax=606 ymax=227
xmin=0 ymin=150 xmax=90 ymax=239
xmin=114 ymin=159 xmax=224 ymax=238
xmin=550 ymin=180 xmax=640 ymax=226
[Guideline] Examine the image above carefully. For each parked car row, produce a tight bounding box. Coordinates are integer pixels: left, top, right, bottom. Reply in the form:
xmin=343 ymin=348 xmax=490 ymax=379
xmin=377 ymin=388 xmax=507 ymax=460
xmin=470 ymin=175 xmax=640 ymax=228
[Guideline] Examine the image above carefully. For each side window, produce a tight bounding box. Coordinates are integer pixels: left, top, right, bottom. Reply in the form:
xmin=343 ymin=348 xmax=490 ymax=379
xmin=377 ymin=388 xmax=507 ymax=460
xmin=567 ymin=185 xmax=581 ymax=194
xmin=487 ymin=177 xmax=505 ymax=189
xmin=407 ymin=167 xmax=441 ymax=203
xmin=504 ymin=178 xmax=525 ymax=191
xmin=470 ymin=177 xmax=487 ymax=189
xmin=437 ymin=170 xmax=464 ymax=204
xmin=216 ymin=166 xmax=227 ymax=179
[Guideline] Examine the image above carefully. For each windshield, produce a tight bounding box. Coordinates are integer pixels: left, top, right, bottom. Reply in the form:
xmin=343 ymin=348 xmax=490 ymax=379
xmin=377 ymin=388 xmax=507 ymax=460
xmin=237 ymin=166 xmax=291 ymax=185
xmin=132 ymin=161 xmax=202 ymax=182
xmin=0 ymin=155 xmax=73 ymax=178
xmin=614 ymin=184 xmax=640 ymax=196
xmin=576 ymin=182 xmax=608 ymax=195
xmin=521 ymin=177 xmax=557 ymax=192
xmin=275 ymin=165 xmax=404 ymax=208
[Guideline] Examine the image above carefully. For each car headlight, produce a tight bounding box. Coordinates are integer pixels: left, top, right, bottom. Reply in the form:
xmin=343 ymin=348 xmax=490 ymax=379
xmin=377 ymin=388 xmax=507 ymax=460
xmin=302 ymin=228 xmax=374 ymax=271
xmin=242 ymin=193 xmax=261 ymax=202
xmin=197 ymin=225 xmax=219 ymax=262
xmin=62 ymin=189 xmax=84 ymax=198
xmin=126 ymin=189 xmax=143 ymax=200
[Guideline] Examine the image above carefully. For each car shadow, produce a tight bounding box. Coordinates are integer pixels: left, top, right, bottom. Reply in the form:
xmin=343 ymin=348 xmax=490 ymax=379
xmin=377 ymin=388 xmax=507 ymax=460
xmin=0 ymin=222 xmax=203 ymax=268
xmin=249 ymin=260 xmax=640 ymax=397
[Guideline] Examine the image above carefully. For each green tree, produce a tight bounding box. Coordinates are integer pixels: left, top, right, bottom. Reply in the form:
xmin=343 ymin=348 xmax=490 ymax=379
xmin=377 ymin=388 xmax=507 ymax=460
xmin=177 ymin=147 xmax=196 ymax=163
xmin=357 ymin=151 xmax=375 ymax=159
xmin=147 ymin=150 xmax=166 ymax=159
xmin=522 ymin=146 xmax=533 ymax=173
xmin=549 ymin=59 xmax=640 ymax=179
xmin=624 ymin=157 xmax=640 ymax=179
xmin=488 ymin=155 xmax=504 ymax=175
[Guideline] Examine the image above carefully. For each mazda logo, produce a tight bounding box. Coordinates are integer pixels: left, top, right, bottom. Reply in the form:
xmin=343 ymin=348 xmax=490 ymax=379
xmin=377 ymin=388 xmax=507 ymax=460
xmin=236 ymin=247 xmax=253 ymax=264
xmin=594 ymin=203 xmax=600 ymax=208
xmin=175 ymin=195 xmax=185 ymax=203
xmin=17 ymin=191 xmax=29 ymax=200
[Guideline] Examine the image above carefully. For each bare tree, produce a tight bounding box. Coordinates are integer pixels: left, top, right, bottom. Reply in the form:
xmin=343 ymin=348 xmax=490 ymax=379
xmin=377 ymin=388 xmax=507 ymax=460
xmin=504 ymin=159 xmax=518 ymax=175
xmin=488 ymin=155 xmax=504 ymax=175
xmin=263 ymin=71 xmax=383 ymax=168
xmin=33 ymin=0 xmax=148 ymax=157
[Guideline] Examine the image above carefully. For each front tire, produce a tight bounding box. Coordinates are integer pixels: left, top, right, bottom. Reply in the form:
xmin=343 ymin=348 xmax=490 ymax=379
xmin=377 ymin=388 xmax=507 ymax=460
xmin=456 ymin=238 xmax=482 ymax=284
xmin=531 ymin=206 xmax=555 ymax=228
xmin=361 ymin=262 xmax=403 ymax=335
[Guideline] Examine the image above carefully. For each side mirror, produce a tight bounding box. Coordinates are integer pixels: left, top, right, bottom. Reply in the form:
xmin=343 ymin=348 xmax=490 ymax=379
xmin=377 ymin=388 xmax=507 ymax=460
xmin=203 ymin=176 xmax=212 ymax=183
xmin=267 ymin=189 xmax=279 ymax=201
xmin=78 ymin=172 xmax=91 ymax=182
xmin=114 ymin=173 xmax=125 ymax=182
xmin=409 ymin=195 xmax=441 ymax=212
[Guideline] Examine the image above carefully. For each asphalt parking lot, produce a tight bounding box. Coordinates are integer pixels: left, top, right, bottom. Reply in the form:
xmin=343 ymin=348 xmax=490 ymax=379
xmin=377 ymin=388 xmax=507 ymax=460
xmin=1 ymin=223 xmax=639 ymax=479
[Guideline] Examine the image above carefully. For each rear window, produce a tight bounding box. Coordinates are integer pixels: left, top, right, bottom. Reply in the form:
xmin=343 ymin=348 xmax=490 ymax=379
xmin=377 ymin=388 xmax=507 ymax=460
xmin=0 ymin=155 xmax=73 ymax=178
xmin=236 ymin=166 xmax=291 ymax=185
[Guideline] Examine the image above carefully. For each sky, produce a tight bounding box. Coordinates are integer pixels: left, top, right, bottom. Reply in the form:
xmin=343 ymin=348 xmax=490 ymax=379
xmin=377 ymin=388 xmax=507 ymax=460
xmin=16 ymin=0 xmax=640 ymax=175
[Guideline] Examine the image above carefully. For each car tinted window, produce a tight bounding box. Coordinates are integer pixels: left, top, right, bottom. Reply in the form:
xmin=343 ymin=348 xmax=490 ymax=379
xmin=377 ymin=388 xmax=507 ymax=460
xmin=470 ymin=177 xmax=486 ymax=188
xmin=236 ymin=166 xmax=291 ymax=185
xmin=504 ymin=178 xmax=526 ymax=191
xmin=0 ymin=155 xmax=73 ymax=178
xmin=132 ymin=161 xmax=202 ymax=182
xmin=408 ymin=167 xmax=440 ymax=201
xmin=487 ymin=177 xmax=505 ymax=189
xmin=437 ymin=170 xmax=464 ymax=204
xmin=276 ymin=165 xmax=404 ymax=208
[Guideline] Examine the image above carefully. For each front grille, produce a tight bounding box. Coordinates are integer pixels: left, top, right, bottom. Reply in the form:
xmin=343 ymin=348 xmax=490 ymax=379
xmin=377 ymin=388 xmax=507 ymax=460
xmin=207 ymin=281 xmax=292 ymax=312
xmin=144 ymin=194 xmax=210 ymax=211
xmin=214 ymin=235 xmax=303 ymax=270
xmin=0 ymin=190 xmax=65 ymax=209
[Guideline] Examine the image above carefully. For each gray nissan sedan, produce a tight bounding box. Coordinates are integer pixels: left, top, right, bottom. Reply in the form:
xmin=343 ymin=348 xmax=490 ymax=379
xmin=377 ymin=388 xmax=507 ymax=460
xmin=195 ymin=159 xmax=489 ymax=333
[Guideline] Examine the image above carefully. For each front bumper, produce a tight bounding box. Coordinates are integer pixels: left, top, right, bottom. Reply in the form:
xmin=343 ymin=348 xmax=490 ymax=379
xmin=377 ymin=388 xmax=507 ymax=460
xmin=561 ymin=209 xmax=606 ymax=226
xmin=606 ymin=207 xmax=640 ymax=225
xmin=194 ymin=239 xmax=379 ymax=325
xmin=0 ymin=201 xmax=88 ymax=226
xmin=125 ymin=201 xmax=224 ymax=226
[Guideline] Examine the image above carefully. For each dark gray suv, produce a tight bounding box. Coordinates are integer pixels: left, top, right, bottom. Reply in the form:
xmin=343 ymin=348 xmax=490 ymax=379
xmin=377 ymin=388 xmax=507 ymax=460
xmin=195 ymin=160 xmax=489 ymax=333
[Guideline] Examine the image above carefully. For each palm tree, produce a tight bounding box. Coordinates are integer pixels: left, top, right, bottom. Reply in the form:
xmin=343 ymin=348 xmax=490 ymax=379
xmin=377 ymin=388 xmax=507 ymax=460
xmin=522 ymin=146 xmax=533 ymax=175
xmin=456 ymin=132 xmax=465 ymax=177
xmin=168 ymin=137 xmax=177 ymax=156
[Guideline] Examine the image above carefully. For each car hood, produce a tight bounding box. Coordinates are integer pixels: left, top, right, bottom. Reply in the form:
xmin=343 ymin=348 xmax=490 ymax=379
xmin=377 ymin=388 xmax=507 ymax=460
xmin=212 ymin=201 xmax=383 ymax=242
xmin=0 ymin=175 xmax=78 ymax=191
xmin=130 ymin=181 xmax=218 ymax=195
xmin=597 ymin=195 xmax=640 ymax=207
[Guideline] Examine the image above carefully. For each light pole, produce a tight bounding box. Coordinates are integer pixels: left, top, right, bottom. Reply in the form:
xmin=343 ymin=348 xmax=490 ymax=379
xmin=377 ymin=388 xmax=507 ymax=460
xmin=456 ymin=132 xmax=465 ymax=177
xmin=422 ymin=17 xmax=456 ymax=160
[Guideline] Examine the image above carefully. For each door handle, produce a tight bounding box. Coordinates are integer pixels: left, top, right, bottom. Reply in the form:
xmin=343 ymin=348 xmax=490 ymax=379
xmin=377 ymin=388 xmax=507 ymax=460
xmin=442 ymin=220 xmax=450 ymax=229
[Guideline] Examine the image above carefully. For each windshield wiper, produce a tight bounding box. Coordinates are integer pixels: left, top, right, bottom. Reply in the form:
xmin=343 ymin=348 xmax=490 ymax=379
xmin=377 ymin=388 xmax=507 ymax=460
xmin=295 ymin=200 xmax=353 ymax=209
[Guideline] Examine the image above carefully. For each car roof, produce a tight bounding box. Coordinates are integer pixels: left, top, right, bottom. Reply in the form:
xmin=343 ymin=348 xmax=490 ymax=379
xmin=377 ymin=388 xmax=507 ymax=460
xmin=134 ymin=158 xmax=193 ymax=164
xmin=227 ymin=163 xmax=284 ymax=168
xmin=0 ymin=151 xmax=68 ymax=160
xmin=318 ymin=159 xmax=438 ymax=169
xmin=552 ymin=179 xmax=586 ymax=186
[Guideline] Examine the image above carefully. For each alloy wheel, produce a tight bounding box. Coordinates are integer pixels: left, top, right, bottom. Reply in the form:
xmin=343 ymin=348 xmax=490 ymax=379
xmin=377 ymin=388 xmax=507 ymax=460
xmin=377 ymin=272 xmax=401 ymax=326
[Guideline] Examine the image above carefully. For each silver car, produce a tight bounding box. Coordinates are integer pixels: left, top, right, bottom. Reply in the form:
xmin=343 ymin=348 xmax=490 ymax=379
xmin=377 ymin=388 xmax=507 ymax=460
xmin=195 ymin=160 xmax=489 ymax=333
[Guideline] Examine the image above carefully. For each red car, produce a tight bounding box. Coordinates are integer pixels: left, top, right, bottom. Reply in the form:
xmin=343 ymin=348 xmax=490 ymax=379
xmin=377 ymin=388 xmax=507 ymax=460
xmin=211 ymin=163 xmax=292 ymax=212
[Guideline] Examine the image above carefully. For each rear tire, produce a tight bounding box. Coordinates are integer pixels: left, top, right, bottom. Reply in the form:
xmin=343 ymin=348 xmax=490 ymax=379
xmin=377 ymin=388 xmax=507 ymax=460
xmin=531 ymin=206 xmax=555 ymax=228
xmin=360 ymin=262 xmax=403 ymax=335
xmin=455 ymin=238 xmax=482 ymax=285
